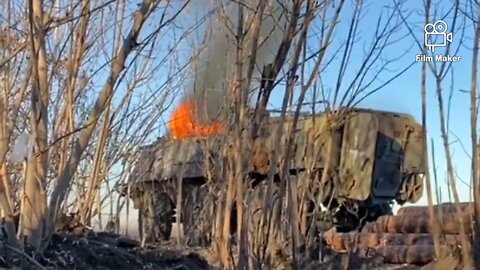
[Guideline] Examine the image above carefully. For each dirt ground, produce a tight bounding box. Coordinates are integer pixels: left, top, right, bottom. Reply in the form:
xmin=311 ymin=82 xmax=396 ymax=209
xmin=0 ymin=231 xmax=465 ymax=270
xmin=0 ymin=232 xmax=212 ymax=270
xmin=0 ymin=211 xmax=466 ymax=270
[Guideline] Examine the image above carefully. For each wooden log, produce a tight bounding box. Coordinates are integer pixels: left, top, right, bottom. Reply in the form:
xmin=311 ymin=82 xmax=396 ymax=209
xmin=364 ymin=213 xmax=473 ymax=234
xmin=375 ymin=245 xmax=436 ymax=265
xmin=324 ymin=232 xmax=463 ymax=252
xmin=378 ymin=265 xmax=424 ymax=270
xmin=362 ymin=221 xmax=381 ymax=233
xmin=397 ymin=202 xmax=473 ymax=217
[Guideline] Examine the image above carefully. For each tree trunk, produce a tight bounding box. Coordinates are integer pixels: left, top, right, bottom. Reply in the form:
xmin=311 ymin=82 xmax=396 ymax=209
xmin=469 ymin=5 xmax=480 ymax=268
xmin=44 ymin=0 xmax=162 ymax=247
xmin=24 ymin=0 xmax=50 ymax=250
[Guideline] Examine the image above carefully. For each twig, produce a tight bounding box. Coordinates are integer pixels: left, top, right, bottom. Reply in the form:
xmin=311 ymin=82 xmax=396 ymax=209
xmin=4 ymin=244 xmax=47 ymax=270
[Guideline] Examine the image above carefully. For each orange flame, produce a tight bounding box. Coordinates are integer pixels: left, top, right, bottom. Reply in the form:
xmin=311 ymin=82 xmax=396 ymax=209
xmin=169 ymin=101 xmax=225 ymax=139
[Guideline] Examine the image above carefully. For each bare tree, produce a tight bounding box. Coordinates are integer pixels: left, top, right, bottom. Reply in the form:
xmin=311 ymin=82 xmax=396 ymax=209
xmin=0 ymin=0 xmax=198 ymax=255
xmin=466 ymin=0 xmax=480 ymax=267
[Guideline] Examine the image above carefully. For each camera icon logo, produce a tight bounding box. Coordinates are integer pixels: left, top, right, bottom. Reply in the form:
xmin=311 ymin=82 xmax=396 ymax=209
xmin=424 ymin=20 xmax=453 ymax=52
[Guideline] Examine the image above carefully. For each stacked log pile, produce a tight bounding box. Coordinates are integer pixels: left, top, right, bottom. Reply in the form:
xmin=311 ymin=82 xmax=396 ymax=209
xmin=322 ymin=202 xmax=473 ymax=268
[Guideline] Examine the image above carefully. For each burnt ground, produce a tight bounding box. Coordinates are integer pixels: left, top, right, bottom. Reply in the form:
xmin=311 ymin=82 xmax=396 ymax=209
xmin=0 ymin=232 xmax=464 ymax=270
xmin=0 ymin=232 xmax=212 ymax=270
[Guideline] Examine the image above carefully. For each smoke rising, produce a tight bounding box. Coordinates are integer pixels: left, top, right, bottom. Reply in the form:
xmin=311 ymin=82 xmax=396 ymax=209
xmin=184 ymin=0 xmax=287 ymax=124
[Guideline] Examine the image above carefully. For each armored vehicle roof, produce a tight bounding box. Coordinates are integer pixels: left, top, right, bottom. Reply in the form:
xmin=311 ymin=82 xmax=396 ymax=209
xmin=127 ymin=106 xmax=423 ymax=187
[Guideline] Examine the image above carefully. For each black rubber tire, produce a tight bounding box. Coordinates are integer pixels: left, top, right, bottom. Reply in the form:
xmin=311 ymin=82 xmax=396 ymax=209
xmin=244 ymin=182 xmax=283 ymax=253
xmin=139 ymin=191 xmax=174 ymax=243
xmin=138 ymin=209 xmax=144 ymax=241
xmin=152 ymin=192 xmax=174 ymax=241
xmin=332 ymin=203 xmax=393 ymax=233
xmin=182 ymin=185 xmax=212 ymax=247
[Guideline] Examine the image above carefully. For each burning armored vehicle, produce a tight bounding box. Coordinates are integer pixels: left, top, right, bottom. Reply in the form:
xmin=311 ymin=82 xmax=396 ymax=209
xmin=120 ymin=101 xmax=426 ymax=244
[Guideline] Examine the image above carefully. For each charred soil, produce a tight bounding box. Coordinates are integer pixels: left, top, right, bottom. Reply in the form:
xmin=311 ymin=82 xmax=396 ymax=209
xmin=0 ymin=232 xmax=211 ymax=270
xmin=0 ymin=202 xmax=471 ymax=269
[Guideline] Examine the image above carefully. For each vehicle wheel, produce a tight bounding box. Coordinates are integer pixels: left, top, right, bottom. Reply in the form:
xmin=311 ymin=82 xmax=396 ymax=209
xmin=332 ymin=203 xmax=393 ymax=232
xmin=138 ymin=210 xmax=143 ymax=240
xmin=182 ymin=185 xmax=212 ymax=246
xmin=139 ymin=191 xmax=174 ymax=243
xmin=245 ymin=181 xmax=283 ymax=254
xmin=152 ymin=192 xmax=174 ymax=241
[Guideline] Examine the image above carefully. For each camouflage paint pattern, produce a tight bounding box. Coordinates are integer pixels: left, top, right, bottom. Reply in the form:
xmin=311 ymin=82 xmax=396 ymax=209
xmin=129 ymin=107 xmax=425 ymax=202
xmin=122 ymin=107 xmax=427 ymax=241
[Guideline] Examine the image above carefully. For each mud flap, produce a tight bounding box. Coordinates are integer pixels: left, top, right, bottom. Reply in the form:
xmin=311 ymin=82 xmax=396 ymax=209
xmin=339 ymin=113 xmax=378 ymax=201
